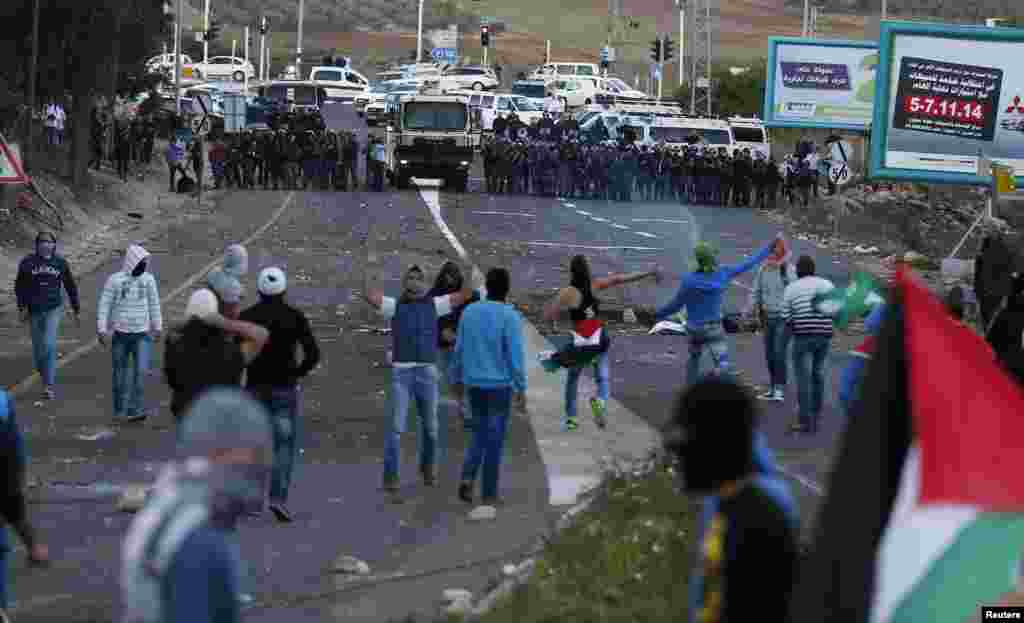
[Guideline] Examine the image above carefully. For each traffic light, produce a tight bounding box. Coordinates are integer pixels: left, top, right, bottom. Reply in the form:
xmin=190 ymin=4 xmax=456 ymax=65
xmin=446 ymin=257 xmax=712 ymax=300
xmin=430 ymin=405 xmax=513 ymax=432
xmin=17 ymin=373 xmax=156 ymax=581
xmin=481 ymin=25 xmax=490 ymax=47
xmin=650 ymin=38 xmax=662 ymax=62
xmin=259 ymin=15 xmax=269 ymax=35
xmin=663 ymin=38 xmax=674 ymax=60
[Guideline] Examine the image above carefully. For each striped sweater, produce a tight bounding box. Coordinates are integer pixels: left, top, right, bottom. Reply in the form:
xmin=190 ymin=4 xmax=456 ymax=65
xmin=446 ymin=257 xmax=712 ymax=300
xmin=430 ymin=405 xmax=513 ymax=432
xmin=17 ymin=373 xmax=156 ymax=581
xmin=781 ymin=276 xmax=836 ymax=336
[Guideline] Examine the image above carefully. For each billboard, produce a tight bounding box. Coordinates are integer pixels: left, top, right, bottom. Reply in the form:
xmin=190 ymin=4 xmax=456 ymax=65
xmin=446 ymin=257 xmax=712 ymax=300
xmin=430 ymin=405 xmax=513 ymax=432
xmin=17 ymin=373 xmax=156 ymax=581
xmin=869 ymin=20 xmax=1024 ymax=185
xmin=764 ymin=37 xmax=879 ymax=131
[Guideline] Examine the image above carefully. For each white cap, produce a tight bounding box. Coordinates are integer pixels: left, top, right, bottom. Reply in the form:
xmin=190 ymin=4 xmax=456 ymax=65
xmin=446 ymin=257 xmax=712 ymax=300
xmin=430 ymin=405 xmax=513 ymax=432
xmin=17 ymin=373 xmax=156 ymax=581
xmin=257 ymin=267 xmax=287 ymax=296
xmin=185 ymin=288 xmax=219 ymax=319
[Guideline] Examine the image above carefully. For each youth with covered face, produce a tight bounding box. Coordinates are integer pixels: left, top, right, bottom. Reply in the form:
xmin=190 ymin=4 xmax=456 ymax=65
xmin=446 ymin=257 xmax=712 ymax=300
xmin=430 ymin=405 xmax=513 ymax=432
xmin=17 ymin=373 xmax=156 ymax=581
xmin=543 ymin=255 xmax=661 ymax=431
xmin=362 ymin=260 xmax=478 ymax=493
xmin=14 ymin=232 xmax=81 ymax=400
xmin=429 ymin=261 xmax=485 ymax=430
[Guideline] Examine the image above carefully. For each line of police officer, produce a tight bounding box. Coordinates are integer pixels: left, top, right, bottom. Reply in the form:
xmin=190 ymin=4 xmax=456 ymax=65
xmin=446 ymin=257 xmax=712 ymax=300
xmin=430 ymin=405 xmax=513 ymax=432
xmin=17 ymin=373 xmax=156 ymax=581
xmin=481 ymin=112 xmax=799 ymax=208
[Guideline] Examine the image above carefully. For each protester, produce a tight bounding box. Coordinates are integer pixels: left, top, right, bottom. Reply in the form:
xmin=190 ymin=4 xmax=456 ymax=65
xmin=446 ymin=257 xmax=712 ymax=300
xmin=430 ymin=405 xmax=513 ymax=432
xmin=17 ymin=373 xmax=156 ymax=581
xmin=945 ymin=285 xmax=966 ymax=323
xmin=985 ymin=272 xmax=1024 ymax=384
xmin=543 ymin=256 xmax=660 ymax=431
xmin=165 ymin=138 xmax=188 ymax=193
xmin=648 ymin=235 xmax=781 ymax=386
xmin=0 ymin=390 xmax=50 ymax=621
xmin=97 ymin=244 xmax=163 ymax=423
xmin=782 ymin=255 xmax=836 ymax=434
xmin=239 ymin=267 xmax=321 ymax=523
xmin=429 ymin=261 xmax=483 ymax=430
xmin=121 ymin=388 xmax=272 ymax=623
xmin=363 ymin=261 xmax=478 ymax=493
xmin=837 ymin=303 xmax=885 ymax=418
xmin=663 ymin=377 xmax=798 ymax=623
xmin=974 ymin=234 xmax=1015 ymax=331
xmin=14 ymin=231 xmax=81 ymax=400
xmin=451 ymin=267 xmax=526 ymax=508
xmin=748 ymin=237 xmax=794 ymax=401
xmin=163 ymin=289 xmax=268 ymax=427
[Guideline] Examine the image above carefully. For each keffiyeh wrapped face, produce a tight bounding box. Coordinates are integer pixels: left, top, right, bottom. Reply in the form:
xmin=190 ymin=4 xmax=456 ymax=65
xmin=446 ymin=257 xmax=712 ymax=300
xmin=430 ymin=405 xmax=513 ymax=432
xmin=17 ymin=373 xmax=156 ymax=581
xmin=692 ymin=241 xmax=719 ymax=273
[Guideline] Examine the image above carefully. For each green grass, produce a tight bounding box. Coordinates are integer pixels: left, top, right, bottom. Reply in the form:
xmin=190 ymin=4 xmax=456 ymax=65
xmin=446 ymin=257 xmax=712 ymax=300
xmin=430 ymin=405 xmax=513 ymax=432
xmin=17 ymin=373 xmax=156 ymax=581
xmin=458 ymin=454 xmax=696 ymax=623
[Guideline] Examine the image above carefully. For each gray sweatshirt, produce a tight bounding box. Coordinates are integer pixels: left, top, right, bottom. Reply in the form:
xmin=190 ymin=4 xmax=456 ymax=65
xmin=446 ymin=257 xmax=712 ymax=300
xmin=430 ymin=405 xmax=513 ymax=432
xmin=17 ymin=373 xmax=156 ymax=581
xmin=750 ymin=262 xmax=795 ymax=317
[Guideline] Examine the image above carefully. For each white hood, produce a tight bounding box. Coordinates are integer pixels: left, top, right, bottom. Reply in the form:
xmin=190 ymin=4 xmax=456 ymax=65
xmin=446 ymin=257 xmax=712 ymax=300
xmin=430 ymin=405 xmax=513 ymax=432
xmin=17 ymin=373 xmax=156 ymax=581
xmin=123 ymin=244 xmax=150 ymax=275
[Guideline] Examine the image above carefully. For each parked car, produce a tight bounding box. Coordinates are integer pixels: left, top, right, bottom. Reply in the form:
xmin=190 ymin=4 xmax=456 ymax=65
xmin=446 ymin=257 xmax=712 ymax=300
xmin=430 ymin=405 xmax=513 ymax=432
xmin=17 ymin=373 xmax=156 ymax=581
xmin=511 ymin=79 xmax=548 ymax=108
xmin=461 ymin=92 xmax=544 ymax=130
xmin=146 ymin=53 xmax=193 ymax=75
xmin=187 ymin=56 xmax=256 ymax=82
xmin=438 ymin=66 xmax=500 ymax=92
xmin=529 ymin=62 xmax=601 ymax=80
xmin=309 ymin=66 xmax=370 ymax=101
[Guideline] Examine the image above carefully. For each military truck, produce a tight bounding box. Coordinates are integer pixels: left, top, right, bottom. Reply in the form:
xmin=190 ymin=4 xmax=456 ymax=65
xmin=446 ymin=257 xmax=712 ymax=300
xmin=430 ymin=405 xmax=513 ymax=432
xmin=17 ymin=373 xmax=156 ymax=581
xmin=383 ymin=84 xmax=480 ymax=192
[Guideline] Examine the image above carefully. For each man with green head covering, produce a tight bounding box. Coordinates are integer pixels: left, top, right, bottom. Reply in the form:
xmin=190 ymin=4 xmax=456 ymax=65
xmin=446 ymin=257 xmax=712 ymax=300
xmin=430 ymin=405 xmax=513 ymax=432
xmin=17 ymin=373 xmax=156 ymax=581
xmin=647 ymin=234 xmax=783 ymax=386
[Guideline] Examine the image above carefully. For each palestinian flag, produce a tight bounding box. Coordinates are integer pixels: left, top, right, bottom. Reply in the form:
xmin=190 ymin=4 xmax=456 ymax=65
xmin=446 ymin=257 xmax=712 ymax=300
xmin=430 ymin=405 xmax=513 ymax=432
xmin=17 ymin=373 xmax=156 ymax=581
xmin=813 ymin=271 xmax=886 ymax=329
xmin=790 ymin=266 xmax=1024 ymax=623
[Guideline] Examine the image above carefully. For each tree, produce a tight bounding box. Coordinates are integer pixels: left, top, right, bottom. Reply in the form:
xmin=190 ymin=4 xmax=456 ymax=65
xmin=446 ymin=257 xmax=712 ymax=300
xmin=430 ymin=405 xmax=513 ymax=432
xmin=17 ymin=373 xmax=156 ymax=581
xmin=672 ymin=59 xmax=768 ymax=117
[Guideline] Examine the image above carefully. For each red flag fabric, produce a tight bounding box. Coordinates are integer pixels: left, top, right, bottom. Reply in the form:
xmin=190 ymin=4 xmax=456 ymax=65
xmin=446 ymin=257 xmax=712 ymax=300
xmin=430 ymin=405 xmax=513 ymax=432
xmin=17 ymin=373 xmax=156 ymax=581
xmin=899 ymin=266 xmax=1024 ymax=512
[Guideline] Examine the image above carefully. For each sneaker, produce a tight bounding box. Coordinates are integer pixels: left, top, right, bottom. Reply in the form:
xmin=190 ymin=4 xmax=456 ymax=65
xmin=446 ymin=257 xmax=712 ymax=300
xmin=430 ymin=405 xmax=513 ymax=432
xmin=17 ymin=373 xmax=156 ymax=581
xmin=382 ymin=476 xmax=399 ymax=493
xmin=124 ymin=413 xmax=148 ymax=424
xmin=269 ymin=503 xmax=293 ymax=523
xmin=589 ymin=398 xmax=607 ymax=430
xmin=458 ymin=481 xmax=473 ymax=503
xmin=564 ymin=418 xmax=579 ymax=432
xmin=43 ymin=386 xmax=55 ymax=400
xmin=758 ymin=387 xmax=777 ymax=401
xmin=421 ymin=466 xmax=436 ymax=487
xmin=772 ymin=388 xmax=785 ymax=401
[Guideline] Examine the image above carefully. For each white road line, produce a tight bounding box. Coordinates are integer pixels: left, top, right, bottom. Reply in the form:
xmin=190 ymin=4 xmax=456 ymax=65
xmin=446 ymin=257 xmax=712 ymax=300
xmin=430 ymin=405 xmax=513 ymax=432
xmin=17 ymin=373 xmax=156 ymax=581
xmin=590 ymin=216 xmax=610 ymax=223
xmin=575 ymin=210 xmax=592 ymax=216
xmin=780 ymin=466 xmax=824 ymax=496
xmin=611 ymin=224 xmax=631 ymax=230
xmin=632 ymin=218 xmax=690 ymax=224
xmin=526 ymin=242 xmax=663 ymax=251
xmin=9 ymin=192 xmax=298 ymax=398
xmin=474 ymin=211 xmax=537 ymax=218
xmin=633 ymin=232 xmax=659 ymax=239
xmin=563 ymin=202 xmax=577 ymax=208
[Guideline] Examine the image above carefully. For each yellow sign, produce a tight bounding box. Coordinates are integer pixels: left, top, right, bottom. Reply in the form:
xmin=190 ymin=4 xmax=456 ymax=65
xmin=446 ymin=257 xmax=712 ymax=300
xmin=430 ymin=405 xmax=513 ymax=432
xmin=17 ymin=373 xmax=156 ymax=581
xmin=994 ymin=164 xmax=1017 ymax=193
xmin=183 ymin=66 xmax=194 ymax=78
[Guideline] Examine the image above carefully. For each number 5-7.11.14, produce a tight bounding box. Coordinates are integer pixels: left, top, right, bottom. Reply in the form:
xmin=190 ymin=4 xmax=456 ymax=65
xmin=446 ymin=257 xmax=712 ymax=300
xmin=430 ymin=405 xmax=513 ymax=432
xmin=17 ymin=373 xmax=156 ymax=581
xmin=903 ymin=95 xmax=986 ymax=122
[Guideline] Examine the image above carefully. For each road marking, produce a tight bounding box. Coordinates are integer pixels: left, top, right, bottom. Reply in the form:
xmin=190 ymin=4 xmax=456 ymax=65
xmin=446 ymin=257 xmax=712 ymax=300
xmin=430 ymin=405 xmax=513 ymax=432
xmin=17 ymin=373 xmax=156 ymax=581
xmin=575 ymin=210 xmax=592 ymax=216
xmin=633 ymin=232 xmax=659 ymax=239
xmin=611 ymin=224 xmax=631 ymax=230
xmin=563 ymin=202 xmax=577 ymax=208
xmin=8 ymin=192 xmax=298 ymax=398
xmin=474 ymin=211 xmax=537 ymax=218
xmin=525 ymin=242 xmax=663 ymax=251
xmin=632 ymin=218 xmax=689 ymax=225
xmin=779 ymin=466 xmax=824 ymax=496
xmin=589 ymin=216 xmax=610 ymax=223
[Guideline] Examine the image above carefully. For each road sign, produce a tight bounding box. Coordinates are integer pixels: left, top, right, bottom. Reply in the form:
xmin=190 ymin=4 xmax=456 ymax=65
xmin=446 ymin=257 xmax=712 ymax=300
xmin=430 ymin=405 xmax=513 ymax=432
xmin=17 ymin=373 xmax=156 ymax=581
xmin=223 ymin=94 xmax=247 ymax=132
xmin=0 ymin=134 xmax=28 ymax=184
xmin=829 ymin=163 xmax=851 ymax=186
xmin=432 ymin=47 xmax=457 ymax=61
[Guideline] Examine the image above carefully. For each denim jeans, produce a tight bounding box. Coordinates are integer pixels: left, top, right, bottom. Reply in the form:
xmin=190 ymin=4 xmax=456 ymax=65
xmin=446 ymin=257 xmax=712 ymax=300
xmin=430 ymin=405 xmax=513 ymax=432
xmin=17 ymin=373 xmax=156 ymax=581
xmin=252 ymin=385 xmax=300 ymax=504
xmin=687 ymin=321 xmax=729 ymax=386
xmin=111 ymin=331 xmax=151 ymax=418
xmin=0 ymin=526 xmax=8 ymax=610
xmin=383 ymin=365 xmax=440 ymax=482
xmin=763 ymin=317 xmax=790 ymax=389
xmin=29 ymin=305 xmax=62 ymax=388
xmin=792 ymin=334 xmax=831 ymax=431
xmin=460 ymin=387 xmax=512 ymax=501
xmin=565 ymin=350 xmax=610 ymax=423
xmin=438 ymin=348 xmax=470 ymax=426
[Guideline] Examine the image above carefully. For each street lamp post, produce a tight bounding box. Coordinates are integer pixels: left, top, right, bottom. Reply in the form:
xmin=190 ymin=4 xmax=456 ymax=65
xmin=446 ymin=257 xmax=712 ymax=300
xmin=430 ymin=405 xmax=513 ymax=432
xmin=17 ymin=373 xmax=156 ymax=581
xmin=416 ymin=0 xmax=425 ymax=64
xmin=677 ymin=0 xmax=685 ymax=88
xmin=174 ymin=0 xmax=183 ymax=115
xmin=203 ymin=0 xmax=210 ymax=63
xmin=296 ymin=0 xmax=305 ymax=78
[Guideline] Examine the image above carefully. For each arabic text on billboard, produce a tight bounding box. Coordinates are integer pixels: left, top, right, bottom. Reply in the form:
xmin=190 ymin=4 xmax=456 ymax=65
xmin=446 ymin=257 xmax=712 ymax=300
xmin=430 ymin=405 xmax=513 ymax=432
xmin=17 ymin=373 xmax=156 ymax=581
xmin=882 ymin=34 xmax=1024 ymax=176
xmin=770 ymin=42 xmax=877 ymax=128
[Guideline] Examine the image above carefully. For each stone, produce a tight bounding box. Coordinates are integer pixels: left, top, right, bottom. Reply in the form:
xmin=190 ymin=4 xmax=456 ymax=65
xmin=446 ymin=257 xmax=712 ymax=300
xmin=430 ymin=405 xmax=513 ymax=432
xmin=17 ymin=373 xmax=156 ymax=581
xmin=331 ymin=555 xmax=371 ymax=575
xmin=442 ymin=588 xmax=473 ymax=603
xmin=468 ymin=505 xmax=497 ymax=521
xmin=117 ymin=485 xmax=150 ymax=513
xmin=502 ymin=564 xmax=518 ymax=577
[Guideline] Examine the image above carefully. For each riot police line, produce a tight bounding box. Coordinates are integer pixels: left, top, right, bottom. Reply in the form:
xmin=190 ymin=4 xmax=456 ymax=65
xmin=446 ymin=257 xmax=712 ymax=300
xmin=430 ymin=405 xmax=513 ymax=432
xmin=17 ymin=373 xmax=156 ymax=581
xmin=480 ymin=111 xmax=834 ymax=208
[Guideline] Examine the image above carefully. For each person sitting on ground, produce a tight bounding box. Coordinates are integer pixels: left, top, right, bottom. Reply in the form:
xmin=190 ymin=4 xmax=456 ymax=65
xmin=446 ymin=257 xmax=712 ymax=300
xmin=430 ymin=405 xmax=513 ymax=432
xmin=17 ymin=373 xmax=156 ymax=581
xmin=663 ymin=377 xmax=798 ymax=623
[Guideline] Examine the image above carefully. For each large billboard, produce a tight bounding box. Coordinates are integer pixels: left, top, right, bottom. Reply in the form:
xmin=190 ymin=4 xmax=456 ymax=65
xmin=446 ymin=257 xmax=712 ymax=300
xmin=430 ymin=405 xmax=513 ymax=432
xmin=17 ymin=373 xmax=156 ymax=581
xmin=869 ymin=20 xmax=1024 ymax=185
xmin=763 ymin=37 xmax=879 ymax=131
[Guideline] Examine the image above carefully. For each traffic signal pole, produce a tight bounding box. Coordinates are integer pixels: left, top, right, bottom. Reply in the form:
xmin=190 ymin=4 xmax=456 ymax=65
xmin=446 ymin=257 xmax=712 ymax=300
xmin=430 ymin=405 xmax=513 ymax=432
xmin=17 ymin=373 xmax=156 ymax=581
xmin=203 ymin=0 xmax=210 ymax=63
xmin=658 ymin=35 xmax=664 ymax=100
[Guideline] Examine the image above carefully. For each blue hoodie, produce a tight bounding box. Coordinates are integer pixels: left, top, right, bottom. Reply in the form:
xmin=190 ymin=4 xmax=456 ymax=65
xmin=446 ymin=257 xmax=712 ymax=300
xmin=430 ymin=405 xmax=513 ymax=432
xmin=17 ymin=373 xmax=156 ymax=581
xmin=655 ymin=240 xmax=776 ymax=325
xmin=687 ymin=431 xmax=798 ymax=623
xmin=451 ymin=299 xmax=527 ymax=393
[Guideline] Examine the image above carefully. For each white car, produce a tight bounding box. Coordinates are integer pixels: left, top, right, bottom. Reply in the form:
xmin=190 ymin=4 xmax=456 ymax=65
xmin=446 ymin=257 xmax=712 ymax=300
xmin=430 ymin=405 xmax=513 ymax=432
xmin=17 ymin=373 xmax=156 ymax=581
xmin=439 ymin=66 xmax=500 ymax=92
xmin=146 ymin=54 xmax=193 ymax=76
xmin=600 ymin=76 xmax=648 ymax=100
xmin=547 ymin=78 xmax=600 ymax=109
xmin=188 ymin=56 xmax=256 ymax=82
xmin=469 ymin=93 xmax=544 ymax=130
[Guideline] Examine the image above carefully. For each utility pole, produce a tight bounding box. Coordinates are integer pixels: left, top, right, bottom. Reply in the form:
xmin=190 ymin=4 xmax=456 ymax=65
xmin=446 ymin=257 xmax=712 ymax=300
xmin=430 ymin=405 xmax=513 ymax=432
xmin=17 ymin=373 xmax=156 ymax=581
xmin=802 ymin=0 xmax=809 ymax=36
xmin=881 ymin=0 xmax=887 ymax=20
xmin=677 ymin=0 xmax=685 ymax=88
xmin=416 ymin=0 xmax=424 ymax=64
xmin=244 ymin=26 xmax=250 ymax=92
xmin=546 ymin=40 xmax=551 ymax=64
xmin=203 ymin=0 xmax=210 ymax=63
xmin=296 ymin=0 xmax=305 ymax=77
xmin=175 ymin=0 xmax=183 ymax=115
xmin=25 ymin=0 xmax=40 ymax=172
xmin=658 ymin=35 xmax=664 ymax=100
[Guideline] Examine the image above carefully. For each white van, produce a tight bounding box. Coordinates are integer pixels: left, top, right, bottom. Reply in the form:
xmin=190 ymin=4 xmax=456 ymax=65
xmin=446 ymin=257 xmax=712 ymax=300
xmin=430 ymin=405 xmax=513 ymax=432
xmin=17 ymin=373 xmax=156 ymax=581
xmin=579 ymin=112 xmax=734 ymax=149
xmin=530 ymin=62 xmax=601 ymax=80
xmin=727 ymin=116 xmax=770 ymax=157
xmin=309 ymin=66 xmax=370 ymax=101
xmin=457 ymin=92 xmax=544 ymax=130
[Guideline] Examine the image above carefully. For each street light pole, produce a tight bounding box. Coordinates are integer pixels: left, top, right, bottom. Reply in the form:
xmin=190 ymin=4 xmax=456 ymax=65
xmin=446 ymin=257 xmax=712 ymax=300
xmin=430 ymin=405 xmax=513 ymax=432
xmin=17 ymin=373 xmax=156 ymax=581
xmin=203 ymin=0 xmax=210 ymax=63
xmin=296 ymin=0 xmax=304 ymax=77
xmin=174 ymin=0 xmax=183 ymax=115
xmin=881 ymin=0 xmax=887 ymax=20
xmin=802 ymin=0 xmax=809 ymax=36
xmin=677 ymin=0 xmax=685 ymax=88
xmin=416 ymin=0 xmax=424 ymax=64
xmin=26 ymin=0 xmax=40 ymax=172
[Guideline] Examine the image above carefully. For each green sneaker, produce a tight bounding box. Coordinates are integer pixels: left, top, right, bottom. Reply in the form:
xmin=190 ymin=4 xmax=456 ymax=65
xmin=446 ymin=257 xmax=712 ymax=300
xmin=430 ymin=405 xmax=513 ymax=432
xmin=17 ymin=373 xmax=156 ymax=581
xmin=564 ymin=418 xmax=578 ymax=432
xmin=382 ymin=474 xmax=399 ymax=493
xmin=590 ymin=398 xmax=607 ymax=430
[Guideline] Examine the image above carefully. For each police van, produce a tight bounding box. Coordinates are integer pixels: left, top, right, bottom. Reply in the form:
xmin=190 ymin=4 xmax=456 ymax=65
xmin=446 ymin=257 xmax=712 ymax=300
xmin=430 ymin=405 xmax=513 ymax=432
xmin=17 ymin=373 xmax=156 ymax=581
xmin=578 ymin=109 xmax=735 ymax=150
xmin=727 ymin=116 xmax=770 ymax=157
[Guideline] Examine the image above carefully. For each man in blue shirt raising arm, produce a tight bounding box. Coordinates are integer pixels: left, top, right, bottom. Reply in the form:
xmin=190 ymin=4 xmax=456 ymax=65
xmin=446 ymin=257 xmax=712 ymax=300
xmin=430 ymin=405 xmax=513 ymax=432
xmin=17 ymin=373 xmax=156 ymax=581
xmin=642 ymin=234 xmax=782 ymax=386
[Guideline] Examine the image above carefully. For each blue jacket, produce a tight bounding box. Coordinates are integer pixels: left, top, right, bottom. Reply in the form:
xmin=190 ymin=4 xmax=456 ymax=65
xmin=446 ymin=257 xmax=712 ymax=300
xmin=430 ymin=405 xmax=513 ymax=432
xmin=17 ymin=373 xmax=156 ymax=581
xmin=164 ymin=525 xmax=239 ymax=623
xmin=656 ymin=241 xmax=776 ymax=325
xmin=838 ymin=303 xmax=886 ymax=414
xmin=687 ymin=431 xmax=797 ymax=623
xmin=452 ymin=300 xmax=526 ymax=393
xmin=15 ymin=253 xmax=80 ymax=314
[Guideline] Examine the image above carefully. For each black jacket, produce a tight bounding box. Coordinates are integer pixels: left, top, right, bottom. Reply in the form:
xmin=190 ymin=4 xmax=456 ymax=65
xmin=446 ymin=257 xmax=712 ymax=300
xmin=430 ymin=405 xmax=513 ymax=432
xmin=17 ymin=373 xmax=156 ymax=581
xmin=240 ymin=296 xmax=320 ymax=387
